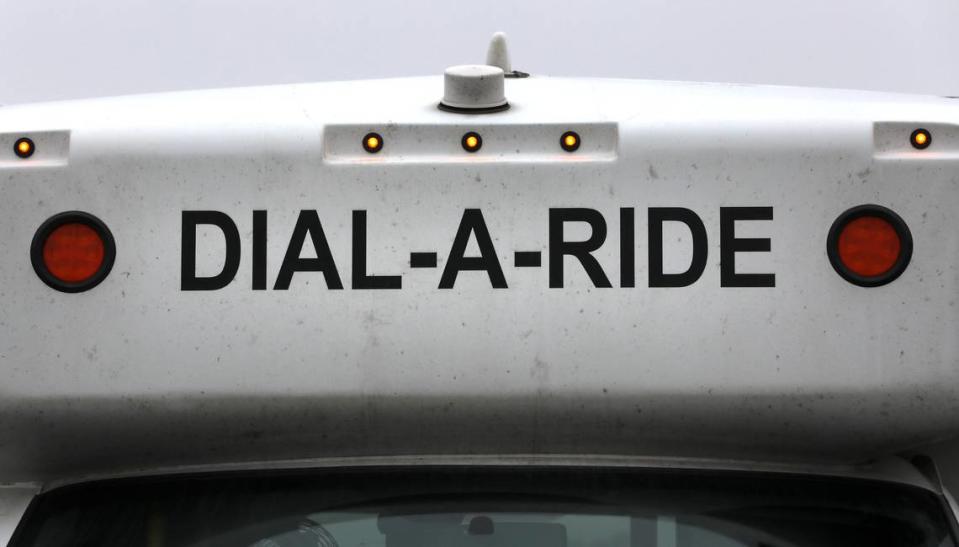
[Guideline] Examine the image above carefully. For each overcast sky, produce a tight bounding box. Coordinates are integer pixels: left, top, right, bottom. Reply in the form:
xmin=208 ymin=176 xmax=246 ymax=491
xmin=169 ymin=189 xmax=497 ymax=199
xmin=1 ymin=0 xmax=957 ymax=105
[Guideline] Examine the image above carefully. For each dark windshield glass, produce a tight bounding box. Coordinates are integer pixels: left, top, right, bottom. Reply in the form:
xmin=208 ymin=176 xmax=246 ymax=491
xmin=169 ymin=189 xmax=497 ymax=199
xmin=10 ymin=467 xmax=956 ymax=547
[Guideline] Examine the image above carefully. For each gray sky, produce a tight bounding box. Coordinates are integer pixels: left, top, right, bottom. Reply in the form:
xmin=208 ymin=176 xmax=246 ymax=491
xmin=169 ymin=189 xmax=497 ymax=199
xmin=1 ymin=0 xmax=957 ymax=105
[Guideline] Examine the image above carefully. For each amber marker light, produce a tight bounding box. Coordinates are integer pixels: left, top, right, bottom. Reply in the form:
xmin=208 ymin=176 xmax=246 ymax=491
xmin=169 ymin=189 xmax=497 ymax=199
xmin=362 ymin=132 xmax=383 ymax=153
xmin=911 ymin=128 xmax=931 ymax=150
xmin=560 ymin=131 xmax=581 ymax=152
xmin=461 ymin=132 xmax=482 ymax=152
xmin=14 ymin=137 xmax=35 ymax=158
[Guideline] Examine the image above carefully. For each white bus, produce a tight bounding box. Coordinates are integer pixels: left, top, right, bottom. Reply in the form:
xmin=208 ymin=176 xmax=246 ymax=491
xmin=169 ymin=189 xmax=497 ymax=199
xmin=1 ymin=35 xmax=958 ymax=547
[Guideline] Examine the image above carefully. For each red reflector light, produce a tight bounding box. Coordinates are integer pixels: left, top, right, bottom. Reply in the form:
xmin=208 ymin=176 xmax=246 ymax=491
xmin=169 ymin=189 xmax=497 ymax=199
xmin=31 ymin=212 xmax=115 ymax=292
xmin=827 ymin=205 xmax=912 ymax=287
xmin=43 ymin=223 xmax=106 ymax=283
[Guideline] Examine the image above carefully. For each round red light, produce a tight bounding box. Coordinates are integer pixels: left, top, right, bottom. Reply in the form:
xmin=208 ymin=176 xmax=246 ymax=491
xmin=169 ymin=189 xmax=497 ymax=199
xmin=42 ymin=222 xmax=106 ymax=283
xmin=836 ymin=216 xmax=901 ymax=277
xmin=32 ymin=212 xmax=116 ymax=292
xmin=827 ymin=205 xmax=912 ymax=287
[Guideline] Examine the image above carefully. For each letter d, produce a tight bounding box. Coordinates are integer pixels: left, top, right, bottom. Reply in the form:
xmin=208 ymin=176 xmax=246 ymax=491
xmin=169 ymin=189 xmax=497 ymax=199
xmin=181 ymin=211 xmax=241 ymax=290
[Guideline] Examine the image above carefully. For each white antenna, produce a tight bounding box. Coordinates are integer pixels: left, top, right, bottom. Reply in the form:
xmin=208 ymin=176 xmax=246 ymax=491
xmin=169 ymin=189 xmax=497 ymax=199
xmin=486 ymin=32 xmax=511 ymax=74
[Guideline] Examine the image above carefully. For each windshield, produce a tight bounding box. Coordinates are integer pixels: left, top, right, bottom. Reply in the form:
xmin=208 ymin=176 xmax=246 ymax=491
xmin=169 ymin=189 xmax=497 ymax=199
xmin=10 ymin=467 xmax=956 ymax=547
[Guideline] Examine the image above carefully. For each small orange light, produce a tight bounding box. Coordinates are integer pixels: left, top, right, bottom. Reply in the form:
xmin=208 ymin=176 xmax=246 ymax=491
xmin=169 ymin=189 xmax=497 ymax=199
xmin=362 ymin=132 xmax=383 ymax=153
xmin=43 ymin=223 xmax=106 ymax=283
xmin=911 ymin=128 xmax=931 ymax=149
xmin=560 ymin=131 xmax=580 ymax=152
xmin=14 ymin=137 xmax=34 ymax=158
xmin=461 ymin=132 xmax=482 ymax=152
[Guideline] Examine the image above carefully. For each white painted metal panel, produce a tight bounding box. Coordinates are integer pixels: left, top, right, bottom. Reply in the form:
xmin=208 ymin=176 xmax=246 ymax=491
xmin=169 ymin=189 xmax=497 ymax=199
xmin=1 ymin=77 xmax=958 ymax=482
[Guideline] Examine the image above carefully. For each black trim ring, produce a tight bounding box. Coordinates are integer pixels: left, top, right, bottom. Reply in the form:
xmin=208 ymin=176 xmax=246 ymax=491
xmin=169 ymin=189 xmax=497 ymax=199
xmin=362 ymin=132 xmax=383 ymax=153
xmin=827 ymin=204 xmax=912 ymax=287
xmin=14 ymin=137 xmax=35 ymax=159
xmin=461 ymin=132 xmax=483 ymax=153
xmin=31 ymin=211 xmax=116 ymax=293
xmin=438 ymin=102 xmax=510 ymax=114
xmin=560 ymin=131 xmax=581 ymax=152
xmin=910 ymin=128 xmax=932 ymax=150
